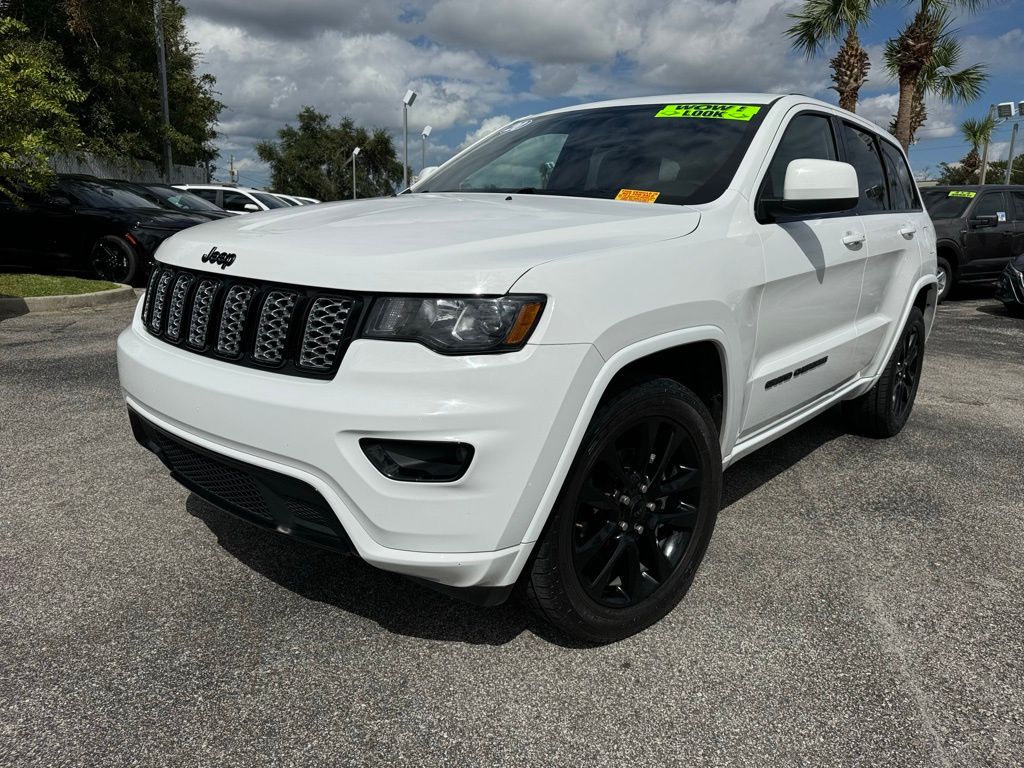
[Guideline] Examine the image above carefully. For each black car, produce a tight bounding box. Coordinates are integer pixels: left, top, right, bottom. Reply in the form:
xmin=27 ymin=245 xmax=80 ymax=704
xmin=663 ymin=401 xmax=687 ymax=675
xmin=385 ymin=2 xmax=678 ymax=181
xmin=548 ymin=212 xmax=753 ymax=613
xmin=996 ymin=252 xmax=1024 ymax=315
xmin=0 ymin=175 xmax=213 ymax=285
xmin=920 ymin=185 xmax=1024 ymax=301
xmin=110 ymin=181 xmax=232 ymax=220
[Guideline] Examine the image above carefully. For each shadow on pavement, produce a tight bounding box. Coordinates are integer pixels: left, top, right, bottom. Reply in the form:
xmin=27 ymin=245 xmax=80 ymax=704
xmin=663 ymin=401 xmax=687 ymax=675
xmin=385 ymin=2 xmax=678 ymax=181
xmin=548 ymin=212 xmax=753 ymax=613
xmin=186 ymin=406 xmax=847 ymax=647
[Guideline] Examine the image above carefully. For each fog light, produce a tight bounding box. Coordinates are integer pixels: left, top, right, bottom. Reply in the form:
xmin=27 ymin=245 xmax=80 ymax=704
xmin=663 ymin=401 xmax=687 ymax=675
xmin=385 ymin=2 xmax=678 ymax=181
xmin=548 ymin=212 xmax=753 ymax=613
xmin=360 ymin=438 xmax=474 ymax=482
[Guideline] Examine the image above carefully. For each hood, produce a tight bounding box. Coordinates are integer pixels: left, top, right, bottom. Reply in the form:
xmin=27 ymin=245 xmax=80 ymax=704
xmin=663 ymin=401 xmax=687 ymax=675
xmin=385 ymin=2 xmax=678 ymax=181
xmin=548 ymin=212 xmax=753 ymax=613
xmin=153 ymin=193 xmax=701 ymax=294
xmin=130 ymin=208 xmax=213 ymax=231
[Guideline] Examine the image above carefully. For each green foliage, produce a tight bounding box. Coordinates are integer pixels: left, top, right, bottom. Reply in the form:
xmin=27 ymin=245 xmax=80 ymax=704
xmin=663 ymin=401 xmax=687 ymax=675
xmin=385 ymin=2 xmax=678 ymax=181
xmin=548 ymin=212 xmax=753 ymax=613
xmin=6 ymin=0 xmax=222 ymax=169
xmin=884 ymin=1 xmax=988 ymax=149
xmin=256 ymin=107 xmax=404 ymax=201
xmin=0 ymin=16 xmax=85 ymax=199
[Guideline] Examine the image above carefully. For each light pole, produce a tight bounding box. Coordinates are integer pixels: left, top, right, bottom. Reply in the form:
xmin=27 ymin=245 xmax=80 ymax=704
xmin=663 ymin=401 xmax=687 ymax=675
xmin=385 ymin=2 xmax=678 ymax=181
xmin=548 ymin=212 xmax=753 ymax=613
xmin=153 ymin=0 xmax=173 ymax=182
xmin=402 ymin=90 xmax=417 ymax=190
xmin=421 ymin=125 xmax=432 ymax=173
xmin=351 ymin=146 xmax=360 ymax=200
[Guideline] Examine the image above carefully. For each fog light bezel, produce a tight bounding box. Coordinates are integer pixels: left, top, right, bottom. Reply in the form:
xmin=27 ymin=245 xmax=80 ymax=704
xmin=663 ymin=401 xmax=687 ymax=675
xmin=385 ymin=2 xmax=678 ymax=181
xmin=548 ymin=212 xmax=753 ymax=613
xmin=360 ymin=438 xmax=475 ymax=483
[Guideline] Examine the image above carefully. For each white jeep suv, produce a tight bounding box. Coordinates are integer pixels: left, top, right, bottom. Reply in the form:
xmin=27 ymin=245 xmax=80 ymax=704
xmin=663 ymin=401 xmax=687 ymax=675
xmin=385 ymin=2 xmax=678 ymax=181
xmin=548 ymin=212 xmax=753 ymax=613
xmin=118 ymin=94 xmax=937 ymax=642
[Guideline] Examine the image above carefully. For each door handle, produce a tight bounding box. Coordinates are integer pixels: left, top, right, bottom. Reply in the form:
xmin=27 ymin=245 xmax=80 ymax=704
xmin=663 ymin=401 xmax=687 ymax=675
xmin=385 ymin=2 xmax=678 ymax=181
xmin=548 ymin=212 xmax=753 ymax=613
xmin=898 ymin=225 xmax=917 ymax=238
xmin=842 ymin=232 xmax=866 ymax=247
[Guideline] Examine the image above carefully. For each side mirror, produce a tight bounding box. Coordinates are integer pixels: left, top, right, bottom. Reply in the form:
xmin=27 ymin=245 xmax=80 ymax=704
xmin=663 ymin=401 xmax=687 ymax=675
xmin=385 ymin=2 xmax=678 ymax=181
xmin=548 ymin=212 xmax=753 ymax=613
xmin=243 ymin=202 xmax=260 ymax=212
xmin=764 ymin=159 xmax=859 ymax=219
xmin=969 ymin=215 xmax=998 ymax=229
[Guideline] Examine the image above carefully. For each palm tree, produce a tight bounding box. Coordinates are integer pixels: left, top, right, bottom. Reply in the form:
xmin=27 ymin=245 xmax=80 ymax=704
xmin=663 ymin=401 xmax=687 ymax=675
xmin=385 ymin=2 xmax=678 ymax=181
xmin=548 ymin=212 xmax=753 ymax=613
xmin=885 ymin=1 xmax=988 ymax=150
xmin=956 ymin=114 xmax=996 ymax=181
xmin=786 ymin=0 xmax=873 ymax=112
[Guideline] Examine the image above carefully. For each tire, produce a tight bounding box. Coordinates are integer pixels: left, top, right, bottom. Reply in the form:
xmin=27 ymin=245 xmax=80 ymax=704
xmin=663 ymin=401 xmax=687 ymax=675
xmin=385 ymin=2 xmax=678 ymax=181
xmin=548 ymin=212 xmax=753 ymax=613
xmin=936 ymin=256 xmax=953 ymax=303
xmin=90 ymin=235 xmax=140 ymax=285
xmin=843 ymin=306 xmax=926 ymax=439
xmin=524 ymin=378 xmax=721 ymax=644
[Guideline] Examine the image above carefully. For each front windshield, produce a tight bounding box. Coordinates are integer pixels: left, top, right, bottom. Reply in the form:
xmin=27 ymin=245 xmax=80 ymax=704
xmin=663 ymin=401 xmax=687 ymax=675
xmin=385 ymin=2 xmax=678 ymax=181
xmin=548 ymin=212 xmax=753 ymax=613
xmin=921 ymin=189 xmax=974 ymax=219
xmin=252 ymin=192 xmax=288 ymax=209
xmin=61 ymin=179 xmax=160 ymax=209
xmin=416 ymin=103 xmax=771 ymax=206
xmin=149 ymin=185 xmax=224 ymax=212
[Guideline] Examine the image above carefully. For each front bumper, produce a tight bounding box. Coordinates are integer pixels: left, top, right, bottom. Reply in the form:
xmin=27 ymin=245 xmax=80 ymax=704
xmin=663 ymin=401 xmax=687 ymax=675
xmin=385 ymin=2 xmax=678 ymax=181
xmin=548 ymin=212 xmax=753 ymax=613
xmin=117 ymin=301 xmax=601 ymax=588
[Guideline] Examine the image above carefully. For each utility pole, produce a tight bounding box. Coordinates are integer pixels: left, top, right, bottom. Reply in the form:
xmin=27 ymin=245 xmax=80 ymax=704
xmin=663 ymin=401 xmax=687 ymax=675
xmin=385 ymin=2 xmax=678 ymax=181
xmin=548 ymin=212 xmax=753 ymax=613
xmin=153 ymin=0 xmax=173 ymax=182
xmin=1005 ymin=122 xmax=1019 ymax=185
xmin=229 ymin=155 xmax=237 ymax=184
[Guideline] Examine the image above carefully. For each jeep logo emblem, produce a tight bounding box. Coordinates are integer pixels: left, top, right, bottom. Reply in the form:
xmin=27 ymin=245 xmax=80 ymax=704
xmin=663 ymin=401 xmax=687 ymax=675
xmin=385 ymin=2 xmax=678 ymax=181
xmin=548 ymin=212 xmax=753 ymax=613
xmin=201 ymin=247 xmax=236 ymax=269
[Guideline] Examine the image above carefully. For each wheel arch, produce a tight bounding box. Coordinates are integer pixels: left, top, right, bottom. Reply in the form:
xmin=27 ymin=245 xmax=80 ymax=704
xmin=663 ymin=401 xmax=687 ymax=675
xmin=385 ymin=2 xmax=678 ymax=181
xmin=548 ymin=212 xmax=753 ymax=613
xmin=517 ymin=326 xmax=732 ymax=548
xmin=936 ymin=239 xmax=962 ymax=275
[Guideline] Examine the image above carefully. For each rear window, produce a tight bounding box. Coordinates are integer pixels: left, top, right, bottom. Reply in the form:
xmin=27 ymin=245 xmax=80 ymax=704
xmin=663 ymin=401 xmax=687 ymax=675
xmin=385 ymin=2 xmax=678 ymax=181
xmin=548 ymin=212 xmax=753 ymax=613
xmin=417 ymin=103 xmax=772 ymax=206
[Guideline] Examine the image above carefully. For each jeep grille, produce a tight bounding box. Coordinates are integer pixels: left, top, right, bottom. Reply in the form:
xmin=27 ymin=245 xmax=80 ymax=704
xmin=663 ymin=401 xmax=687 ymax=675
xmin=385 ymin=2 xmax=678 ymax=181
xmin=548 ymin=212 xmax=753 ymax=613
xmin=142 ymin=264 xmax=361 ymax=379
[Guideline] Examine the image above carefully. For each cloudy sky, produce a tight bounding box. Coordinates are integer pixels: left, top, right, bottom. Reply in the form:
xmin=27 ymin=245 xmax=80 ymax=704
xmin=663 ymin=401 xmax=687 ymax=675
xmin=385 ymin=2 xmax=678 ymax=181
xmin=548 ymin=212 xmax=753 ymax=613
xmin=181 ymin=0 xmax=1024 ymax=188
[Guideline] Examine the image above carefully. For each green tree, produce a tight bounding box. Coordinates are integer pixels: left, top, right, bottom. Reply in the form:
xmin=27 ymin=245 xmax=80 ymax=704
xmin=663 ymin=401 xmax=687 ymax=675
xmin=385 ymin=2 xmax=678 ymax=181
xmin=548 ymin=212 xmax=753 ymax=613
xmin=0 ymin=16 xmax=85 ymax=199
xmin=953 ymin=114 xmax=995 ymax=182
xmin=786 ymin=0 xmax=874 ymax=112
xmin=885 ymin=1 xmax=988 ymax=150
xmin=7 ymin=0 xmax=222 ymax=170
xmin=256 ymin=107 xmax=404 ymax=201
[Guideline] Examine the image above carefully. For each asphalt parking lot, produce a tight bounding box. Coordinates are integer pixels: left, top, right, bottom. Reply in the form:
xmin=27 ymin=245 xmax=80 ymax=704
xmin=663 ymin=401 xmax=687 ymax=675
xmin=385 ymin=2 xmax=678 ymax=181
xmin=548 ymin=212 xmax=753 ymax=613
xmin=1 ymin=294 xmax=1022 ymax=767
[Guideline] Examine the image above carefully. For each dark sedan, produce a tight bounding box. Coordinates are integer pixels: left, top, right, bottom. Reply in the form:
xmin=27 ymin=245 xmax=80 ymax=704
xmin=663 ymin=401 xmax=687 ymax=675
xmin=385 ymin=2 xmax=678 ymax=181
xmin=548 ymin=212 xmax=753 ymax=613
xmin=996 ymin=253 xmax=1024 ymax=316
xmin=110 ymin=181 xmax=232 ymax=220
xmin=0 ymin=175 xmax=213 ymax=285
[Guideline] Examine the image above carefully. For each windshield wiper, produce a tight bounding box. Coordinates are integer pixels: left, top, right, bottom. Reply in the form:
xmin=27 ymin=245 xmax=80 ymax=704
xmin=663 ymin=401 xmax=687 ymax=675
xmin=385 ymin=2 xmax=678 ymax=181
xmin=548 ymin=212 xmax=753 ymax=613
xmin=513 ymin=187 xmax=537 ymax=194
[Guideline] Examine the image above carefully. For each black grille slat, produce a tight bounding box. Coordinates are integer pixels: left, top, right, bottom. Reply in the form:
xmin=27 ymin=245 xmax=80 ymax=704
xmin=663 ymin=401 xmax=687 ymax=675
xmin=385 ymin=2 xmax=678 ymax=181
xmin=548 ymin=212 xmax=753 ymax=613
xmin=148 ymin=270 xmax=175 ymax=333
xmin=253 ymin=290 xmax=297 ymax=365
xmin=165 ymin=273 xmax=194 ymax=341
xmin=143 ymin=264 xmax=358 ymax=378
xmin=299 ymin=297 xmax=353 ymax=371
xmin=216 ymin=285 xmax=256 ymax=357
xmin=187 ymin=278 xmax=219 ymax=349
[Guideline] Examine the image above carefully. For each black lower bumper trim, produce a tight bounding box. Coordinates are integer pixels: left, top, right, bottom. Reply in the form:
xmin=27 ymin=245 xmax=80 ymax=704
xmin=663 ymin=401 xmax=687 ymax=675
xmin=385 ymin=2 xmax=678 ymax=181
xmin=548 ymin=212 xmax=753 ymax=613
xmin=129 ymin=408 xmax=354 ymax=554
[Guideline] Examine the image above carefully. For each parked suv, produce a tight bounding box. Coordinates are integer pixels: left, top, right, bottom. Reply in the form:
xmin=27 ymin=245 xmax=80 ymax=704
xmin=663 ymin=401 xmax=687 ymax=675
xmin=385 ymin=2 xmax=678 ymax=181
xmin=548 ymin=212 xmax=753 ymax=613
xmin=172 ymin=184 xmax=290 ymax=215
xmin=919 ymin=185 xmax=1024 ymax=301
xmin=119 ymin=94 xmax=937 ymax=641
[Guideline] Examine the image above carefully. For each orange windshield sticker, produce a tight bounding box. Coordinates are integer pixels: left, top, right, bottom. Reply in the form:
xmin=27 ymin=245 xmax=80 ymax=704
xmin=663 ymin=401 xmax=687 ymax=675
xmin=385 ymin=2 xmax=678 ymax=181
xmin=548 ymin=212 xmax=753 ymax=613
xmin=616 ymin=189 xmax=660 ymax=203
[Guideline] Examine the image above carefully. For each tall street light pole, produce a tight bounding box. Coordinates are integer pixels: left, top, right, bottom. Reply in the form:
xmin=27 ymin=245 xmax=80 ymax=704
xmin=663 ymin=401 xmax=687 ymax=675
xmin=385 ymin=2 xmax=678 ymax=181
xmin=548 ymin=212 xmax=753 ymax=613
xmin=351 ymin=146 xmax=361 ymax=200
xmin=421 ymin=125 xmax=432 ymax=173
xmin=153 ymin=0 xmax=173 ymax=182
xmin=402 ymin=90 xmax=417 ymax=190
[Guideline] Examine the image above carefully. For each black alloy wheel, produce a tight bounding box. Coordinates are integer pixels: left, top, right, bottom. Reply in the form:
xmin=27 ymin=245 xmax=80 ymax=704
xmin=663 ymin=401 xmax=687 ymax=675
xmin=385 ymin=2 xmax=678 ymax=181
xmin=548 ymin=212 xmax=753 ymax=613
xmin=91 ymin=235 xmax=139 ymax=285
xmin=572 ymin=418 xmax=703 ymax=608
xmin=842 ymin=306 xmax=926 ymax=438
xmin=890 ymin=321 xmax=921 ymax=422
xmin=524 ymin=378 xmax=721 ymax=643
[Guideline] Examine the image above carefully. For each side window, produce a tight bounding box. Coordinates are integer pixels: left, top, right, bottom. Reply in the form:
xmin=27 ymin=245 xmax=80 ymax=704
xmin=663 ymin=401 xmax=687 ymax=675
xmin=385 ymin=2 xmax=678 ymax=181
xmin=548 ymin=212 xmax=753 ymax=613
xmin=842 ymin=123 xmax=888 ymax=212
xmin=1007 ymin=191 xmax=1024 ymax=221
xmin=973 ymin=192 xmax=1007 ymax=221
xmin=760 ymin=113 xmax=837 ymax=202
xmin=190 ymin=188 xmax=219 ymax=204
xmin=880 ymin=141 xmax=919 ymax=211
xmin=222 ymin=191 xmax=255 ymax=212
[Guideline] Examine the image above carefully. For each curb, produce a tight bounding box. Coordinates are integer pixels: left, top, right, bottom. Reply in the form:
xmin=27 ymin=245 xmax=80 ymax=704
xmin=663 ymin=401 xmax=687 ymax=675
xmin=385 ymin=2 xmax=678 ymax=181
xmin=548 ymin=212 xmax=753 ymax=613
xmin=0 ymin=284 xmax=137 ymax=317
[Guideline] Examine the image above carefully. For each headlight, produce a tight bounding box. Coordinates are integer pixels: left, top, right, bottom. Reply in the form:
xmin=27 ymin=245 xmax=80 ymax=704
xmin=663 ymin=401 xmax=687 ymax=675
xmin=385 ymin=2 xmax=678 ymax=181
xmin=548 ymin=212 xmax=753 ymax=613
xmin=363 ymin=295 xmax=545 ymax=353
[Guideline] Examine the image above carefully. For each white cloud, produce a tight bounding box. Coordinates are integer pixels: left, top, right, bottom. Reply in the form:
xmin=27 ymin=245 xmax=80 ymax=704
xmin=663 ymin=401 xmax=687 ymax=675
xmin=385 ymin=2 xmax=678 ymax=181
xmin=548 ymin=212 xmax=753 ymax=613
xmin=458 ymin=115 xmax=513 ymax=150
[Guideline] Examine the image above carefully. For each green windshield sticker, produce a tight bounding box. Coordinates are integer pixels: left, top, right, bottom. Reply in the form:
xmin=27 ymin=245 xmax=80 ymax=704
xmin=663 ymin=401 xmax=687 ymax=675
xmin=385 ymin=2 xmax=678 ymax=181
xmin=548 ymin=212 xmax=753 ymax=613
xmin=655 ymin=104 xmax=761 ymax=121
xmin=948 ymin=190 xmax=976 ymax=198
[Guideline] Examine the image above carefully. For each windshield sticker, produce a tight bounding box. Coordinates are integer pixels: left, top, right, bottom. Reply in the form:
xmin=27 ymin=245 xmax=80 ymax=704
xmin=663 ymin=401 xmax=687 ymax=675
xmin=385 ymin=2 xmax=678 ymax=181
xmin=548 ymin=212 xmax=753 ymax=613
xmin=948 ymin=190 xmax=976 ymax=198
xmin=655 ymin=104 xmax=761 ymax=121
xmin=500 ymin=119 xmax=533 ymax=134
xmin=616 ymin=189 xmax=660 ymax=203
